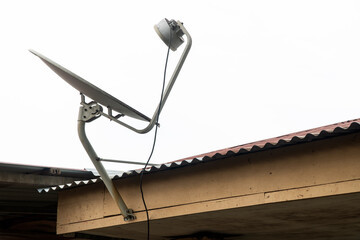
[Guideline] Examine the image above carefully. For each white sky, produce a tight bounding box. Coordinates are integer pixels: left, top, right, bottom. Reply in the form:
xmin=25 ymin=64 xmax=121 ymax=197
xmin=1 ymin=1 xmax=360 ymax=171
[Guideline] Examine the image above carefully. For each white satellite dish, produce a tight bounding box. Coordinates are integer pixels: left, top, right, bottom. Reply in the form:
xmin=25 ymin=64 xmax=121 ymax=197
xmin=29 ymin=50 xmax=151 ymax=122
xmin=31 ymin=19 xmax=192 ymax=221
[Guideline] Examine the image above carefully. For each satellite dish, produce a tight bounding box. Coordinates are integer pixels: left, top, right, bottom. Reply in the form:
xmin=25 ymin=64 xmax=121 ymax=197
xmin=29 ymin=50 xmax=151 ymax=122
xmin=31 ymin=19 xmax=192 ymax=221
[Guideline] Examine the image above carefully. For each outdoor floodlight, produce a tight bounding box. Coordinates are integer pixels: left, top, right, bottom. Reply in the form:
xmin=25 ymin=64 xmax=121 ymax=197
xmin=30 ymin=19 xmax=192 ymax=221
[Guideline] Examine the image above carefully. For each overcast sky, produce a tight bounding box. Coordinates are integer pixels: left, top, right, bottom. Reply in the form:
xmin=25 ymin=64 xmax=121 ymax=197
xmin=1 ymin=1 xmax=359 ymax=171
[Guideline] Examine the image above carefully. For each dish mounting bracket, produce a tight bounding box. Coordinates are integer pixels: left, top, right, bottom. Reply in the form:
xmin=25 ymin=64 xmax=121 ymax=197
xmin=77 ymin=94 xmax=136 ymax=221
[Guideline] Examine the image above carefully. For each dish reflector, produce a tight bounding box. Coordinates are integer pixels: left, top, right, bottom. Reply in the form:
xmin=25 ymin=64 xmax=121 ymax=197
xmin=29 ymin=50 xmax=151 ymax=122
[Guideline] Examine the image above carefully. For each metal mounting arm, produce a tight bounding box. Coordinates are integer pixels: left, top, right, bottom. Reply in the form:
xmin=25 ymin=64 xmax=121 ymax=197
xmin=101 ymin=21 xmax=192 ymax=134
xmin=77 ymin=96 xmax=160 ymax=221
xmin=77 ymin=99 xmax=136 ymax=221
xmin=76 ymin=21 xmax=191 ymax=222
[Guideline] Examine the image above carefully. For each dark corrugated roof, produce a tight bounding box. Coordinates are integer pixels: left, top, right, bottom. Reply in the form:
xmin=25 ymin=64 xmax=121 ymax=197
xmin=38 ymin=118 xmax=360 ymax=193
xmin=0 ymin=162 xmax=97 ymax=226
xmin=0 ymin=162 xmax=95 ymax=179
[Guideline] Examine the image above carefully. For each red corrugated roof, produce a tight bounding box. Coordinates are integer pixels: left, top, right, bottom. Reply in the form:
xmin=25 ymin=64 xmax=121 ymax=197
xmin=171 ymin=118 xmax=360 ymax=163
xmin=39 ymin=118 xmax=360 ymax=193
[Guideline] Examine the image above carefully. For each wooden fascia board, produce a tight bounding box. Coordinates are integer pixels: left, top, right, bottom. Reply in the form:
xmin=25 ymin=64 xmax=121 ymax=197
xmin=57 ymin=132 xmax=360 ymax=234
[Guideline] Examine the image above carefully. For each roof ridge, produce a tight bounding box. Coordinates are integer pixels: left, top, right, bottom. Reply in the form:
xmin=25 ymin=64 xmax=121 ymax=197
xmin=168 ymin=118 xmax=360 ymax=163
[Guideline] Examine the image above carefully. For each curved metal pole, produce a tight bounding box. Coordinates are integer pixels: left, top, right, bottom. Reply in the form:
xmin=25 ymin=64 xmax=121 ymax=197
xmin=101 ymin=21 xmax=192 ymax=134
xmin=140 ymin=21 xmax=192 ymax=133
xmin=77 ymin=112 xmax=135 ymax=221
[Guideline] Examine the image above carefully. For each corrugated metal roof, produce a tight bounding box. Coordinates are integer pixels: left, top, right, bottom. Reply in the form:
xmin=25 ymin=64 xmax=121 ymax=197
xmin=38 ymin=118 xmax=360 ymax=193
xmin=0 ymin=162 xmax=95 ymax=179
xmin=0 ymin=162 xmax=97 ymax=220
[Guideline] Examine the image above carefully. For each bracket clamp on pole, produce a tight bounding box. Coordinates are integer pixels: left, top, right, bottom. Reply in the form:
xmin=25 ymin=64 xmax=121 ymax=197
xmin=78 ymin=93 xmax=102 ymax=122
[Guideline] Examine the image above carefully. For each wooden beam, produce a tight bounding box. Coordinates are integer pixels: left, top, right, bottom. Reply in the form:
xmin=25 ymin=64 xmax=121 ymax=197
xmin=0 ymin=171 xmax=84 ymax=186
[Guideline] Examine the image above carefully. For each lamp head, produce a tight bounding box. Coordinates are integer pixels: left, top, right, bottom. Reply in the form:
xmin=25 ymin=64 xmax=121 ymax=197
xmin=154 ymin=18 xmax=185 ymax=51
